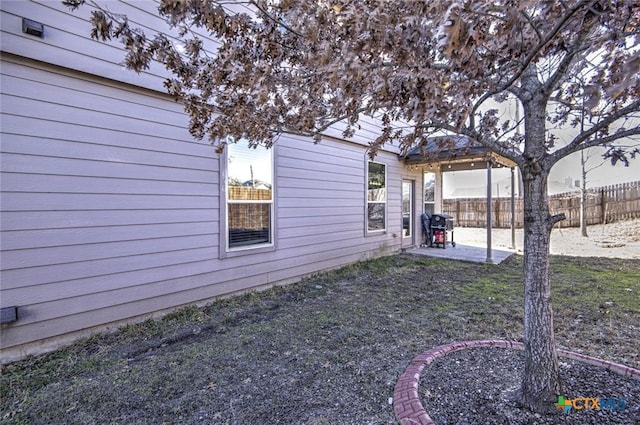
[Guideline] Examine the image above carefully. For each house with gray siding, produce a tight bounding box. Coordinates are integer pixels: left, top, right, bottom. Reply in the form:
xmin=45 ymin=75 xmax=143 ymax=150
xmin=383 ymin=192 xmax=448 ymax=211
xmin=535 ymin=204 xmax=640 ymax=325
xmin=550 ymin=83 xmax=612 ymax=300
xmin=0 ymin=1 xmax=441 ymax=362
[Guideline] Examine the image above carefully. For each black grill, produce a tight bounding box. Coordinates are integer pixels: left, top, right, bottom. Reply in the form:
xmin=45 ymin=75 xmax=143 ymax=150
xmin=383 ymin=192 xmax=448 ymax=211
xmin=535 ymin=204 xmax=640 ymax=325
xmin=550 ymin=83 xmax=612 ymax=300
xmin=430 ymin=214 xmax=454 ymax=231
xmin=421 ymin=213 xmax=456 ymax=249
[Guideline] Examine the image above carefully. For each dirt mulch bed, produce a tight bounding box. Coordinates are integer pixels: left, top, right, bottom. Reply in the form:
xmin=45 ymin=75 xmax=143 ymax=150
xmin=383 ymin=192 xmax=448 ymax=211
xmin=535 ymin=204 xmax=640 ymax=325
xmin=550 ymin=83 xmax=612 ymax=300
xmin=1 ymin=254 xmax=639 ymax=424
xmin=421 ymin=347 xmax=639 ymax=424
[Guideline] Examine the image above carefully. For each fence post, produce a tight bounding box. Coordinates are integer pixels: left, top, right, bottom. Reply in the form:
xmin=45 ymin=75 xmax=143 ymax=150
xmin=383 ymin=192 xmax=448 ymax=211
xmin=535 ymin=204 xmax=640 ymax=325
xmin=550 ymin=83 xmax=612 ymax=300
xmin=600 ymin=187 xmax=606 ymax=224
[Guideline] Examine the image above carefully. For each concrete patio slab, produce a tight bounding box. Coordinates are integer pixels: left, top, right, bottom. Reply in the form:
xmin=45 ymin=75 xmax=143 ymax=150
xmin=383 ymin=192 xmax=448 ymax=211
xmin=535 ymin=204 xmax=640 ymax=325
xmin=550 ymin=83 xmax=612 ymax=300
xmin=405 ymin=243 xmax=516 ymax=264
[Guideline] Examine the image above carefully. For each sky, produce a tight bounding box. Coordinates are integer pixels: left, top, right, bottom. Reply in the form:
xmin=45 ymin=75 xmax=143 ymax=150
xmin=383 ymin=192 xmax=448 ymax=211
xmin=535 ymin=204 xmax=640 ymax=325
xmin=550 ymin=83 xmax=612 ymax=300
xmin=227 ymin=143 xmax=273 ymax=184
xmin=443 ymin=97 xmax=640 ymax=198
xmin=443 ymin=147 xmax=639 ymax=198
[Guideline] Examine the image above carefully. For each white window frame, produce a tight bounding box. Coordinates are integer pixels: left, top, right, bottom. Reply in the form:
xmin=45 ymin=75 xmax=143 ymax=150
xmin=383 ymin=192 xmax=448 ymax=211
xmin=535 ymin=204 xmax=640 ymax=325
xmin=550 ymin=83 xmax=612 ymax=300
xmin=402 ymin=179 xmax=413 ymax=239
xmin=366 ymin=160 xmax=387 ymax=234
xmin=424 ymin=171 xmax=436 ymax=215
xmin=220 ymin=143 xmax=276 ymax=258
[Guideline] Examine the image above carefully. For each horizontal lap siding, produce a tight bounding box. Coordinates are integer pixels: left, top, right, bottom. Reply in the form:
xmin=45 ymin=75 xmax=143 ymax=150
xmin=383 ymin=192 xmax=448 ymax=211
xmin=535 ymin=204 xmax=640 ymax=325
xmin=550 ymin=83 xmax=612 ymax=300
xmin=1 ymin=0 xmax=178 ymax=92
xmin=0 ymin=1 xmax=414 ymax=359
xmin=0 ymin=57 xmax=222 ymax=350
xmin=277 ymin=140 xmax=364 ymax=247
xmin=276 ymin=139 xmax=402 ymax=262
xmin=0 ymin=58 xmax=408 ymax=356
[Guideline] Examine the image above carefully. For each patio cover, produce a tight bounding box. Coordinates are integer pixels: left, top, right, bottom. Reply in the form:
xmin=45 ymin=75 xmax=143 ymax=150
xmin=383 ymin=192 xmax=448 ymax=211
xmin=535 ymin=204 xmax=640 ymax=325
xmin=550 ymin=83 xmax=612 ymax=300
xmin=402 ymin=135 xmax=518 ymax=263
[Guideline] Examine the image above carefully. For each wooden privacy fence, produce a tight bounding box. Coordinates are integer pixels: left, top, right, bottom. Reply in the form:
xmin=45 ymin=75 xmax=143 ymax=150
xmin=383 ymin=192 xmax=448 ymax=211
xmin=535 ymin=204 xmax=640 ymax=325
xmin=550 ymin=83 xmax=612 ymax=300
xmin=228 ymin=186 xmax=272 ymax=231
xmin=442 ymin=181 xmax=640 ymax=228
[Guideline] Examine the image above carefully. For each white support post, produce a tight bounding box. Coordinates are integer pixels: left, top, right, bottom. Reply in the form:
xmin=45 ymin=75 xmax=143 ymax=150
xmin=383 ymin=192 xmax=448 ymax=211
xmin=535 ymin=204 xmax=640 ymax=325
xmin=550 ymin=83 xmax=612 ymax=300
xmin=486 ymin=161 xmax=493 ymax=264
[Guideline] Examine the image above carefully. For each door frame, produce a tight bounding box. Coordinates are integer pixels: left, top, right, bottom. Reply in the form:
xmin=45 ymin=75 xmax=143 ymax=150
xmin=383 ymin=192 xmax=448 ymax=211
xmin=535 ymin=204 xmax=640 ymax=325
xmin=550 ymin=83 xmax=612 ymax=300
xmin=401 ymin=179 xmax=415 ymax=247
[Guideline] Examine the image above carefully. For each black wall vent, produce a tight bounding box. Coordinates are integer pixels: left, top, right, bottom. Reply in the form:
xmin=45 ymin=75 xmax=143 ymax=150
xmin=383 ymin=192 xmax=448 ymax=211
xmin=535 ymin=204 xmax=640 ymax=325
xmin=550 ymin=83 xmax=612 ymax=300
xmin=22 ymin=18 xmax=44 ymax=37
xmin=1 ymin=307 xmax=18 ymax=324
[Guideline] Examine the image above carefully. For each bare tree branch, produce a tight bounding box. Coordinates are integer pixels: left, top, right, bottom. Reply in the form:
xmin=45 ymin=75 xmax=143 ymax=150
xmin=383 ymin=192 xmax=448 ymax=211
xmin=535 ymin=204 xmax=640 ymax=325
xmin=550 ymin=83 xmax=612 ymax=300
xmin=550 ymin=98 xmax=640 ymax=163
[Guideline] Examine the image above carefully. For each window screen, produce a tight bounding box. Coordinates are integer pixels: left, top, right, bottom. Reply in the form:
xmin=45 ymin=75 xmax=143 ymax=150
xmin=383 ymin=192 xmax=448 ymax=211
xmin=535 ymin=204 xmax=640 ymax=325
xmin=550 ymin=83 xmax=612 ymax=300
xmin=226 ymin=143 xmax=273 ymax=249
xmin=367 ymin=161 xmax=386 ymax=232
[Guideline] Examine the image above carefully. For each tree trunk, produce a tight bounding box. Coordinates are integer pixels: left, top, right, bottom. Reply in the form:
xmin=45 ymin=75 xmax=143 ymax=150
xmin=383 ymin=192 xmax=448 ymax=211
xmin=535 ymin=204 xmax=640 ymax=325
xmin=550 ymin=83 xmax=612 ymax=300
xmin=580 ymin=150 xmax=588 ymax=237
xmin=520 ymin=166 xmax=562 ymax=413
xmin=517 ymin=70 xmax=562 ymax=412
xmin=580 ymin=185 xmax=588 ymax=237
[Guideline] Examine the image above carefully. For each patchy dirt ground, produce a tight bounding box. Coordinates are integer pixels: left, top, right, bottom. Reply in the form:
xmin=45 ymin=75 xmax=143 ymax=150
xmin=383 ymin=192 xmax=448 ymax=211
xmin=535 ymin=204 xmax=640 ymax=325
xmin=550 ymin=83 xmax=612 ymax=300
xmin=1 ymin=222 xmax=639 ymax=425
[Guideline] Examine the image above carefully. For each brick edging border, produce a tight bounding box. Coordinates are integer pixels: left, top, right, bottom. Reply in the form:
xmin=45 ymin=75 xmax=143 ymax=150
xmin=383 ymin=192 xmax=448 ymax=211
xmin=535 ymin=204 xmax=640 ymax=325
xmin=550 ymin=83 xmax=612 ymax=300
xmin=393 ymin=339 xmax=640 ymax=425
